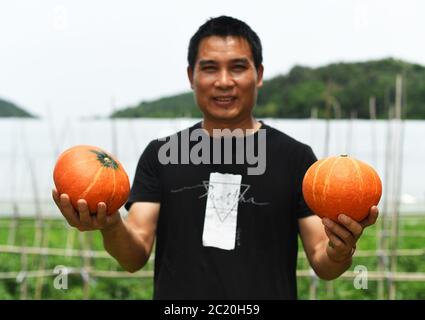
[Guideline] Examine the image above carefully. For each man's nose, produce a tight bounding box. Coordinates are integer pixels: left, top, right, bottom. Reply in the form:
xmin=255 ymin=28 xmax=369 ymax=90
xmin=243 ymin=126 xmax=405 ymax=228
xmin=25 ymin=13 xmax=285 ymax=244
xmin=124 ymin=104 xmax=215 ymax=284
xmin=214 ymin=70 xmax=235 ymax=89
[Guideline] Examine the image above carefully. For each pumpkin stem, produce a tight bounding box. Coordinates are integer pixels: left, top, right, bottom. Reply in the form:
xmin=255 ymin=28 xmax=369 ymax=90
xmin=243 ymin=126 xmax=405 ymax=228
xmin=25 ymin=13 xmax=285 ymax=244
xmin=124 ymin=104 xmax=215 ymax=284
xmin=90 ymin=150 xmax=119 ymax=169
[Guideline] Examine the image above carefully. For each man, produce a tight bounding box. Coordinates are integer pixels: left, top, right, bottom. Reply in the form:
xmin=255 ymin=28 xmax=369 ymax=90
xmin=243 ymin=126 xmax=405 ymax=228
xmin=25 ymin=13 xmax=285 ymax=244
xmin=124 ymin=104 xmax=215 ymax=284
xmin=52 ymin=16 xmax=379 ymax=299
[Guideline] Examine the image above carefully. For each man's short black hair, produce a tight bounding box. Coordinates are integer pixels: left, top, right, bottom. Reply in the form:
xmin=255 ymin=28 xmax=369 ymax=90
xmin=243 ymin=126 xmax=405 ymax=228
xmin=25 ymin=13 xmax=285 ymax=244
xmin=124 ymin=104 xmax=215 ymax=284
xmin=188 ymin=16 xmax=263 ymax=71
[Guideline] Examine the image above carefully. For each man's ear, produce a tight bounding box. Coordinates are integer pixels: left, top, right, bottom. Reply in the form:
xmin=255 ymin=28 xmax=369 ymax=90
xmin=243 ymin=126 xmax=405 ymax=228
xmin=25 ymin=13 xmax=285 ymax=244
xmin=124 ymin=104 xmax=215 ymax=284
xmin=187 ymin=66 xmax=194 ymax=89
xmin=257 ymin=64 xmax=264 ymax=88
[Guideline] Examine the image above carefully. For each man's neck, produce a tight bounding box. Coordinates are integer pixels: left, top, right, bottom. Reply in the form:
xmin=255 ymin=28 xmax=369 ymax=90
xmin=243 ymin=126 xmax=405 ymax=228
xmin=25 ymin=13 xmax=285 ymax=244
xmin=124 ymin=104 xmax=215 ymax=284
xmin=201 ymin=116 xmax=262 ymax=138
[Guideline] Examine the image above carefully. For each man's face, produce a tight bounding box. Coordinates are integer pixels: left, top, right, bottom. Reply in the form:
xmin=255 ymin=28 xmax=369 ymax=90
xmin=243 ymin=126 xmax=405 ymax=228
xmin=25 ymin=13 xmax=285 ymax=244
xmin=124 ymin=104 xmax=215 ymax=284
xmin=188 ymin=36 xmax=263 ymax=123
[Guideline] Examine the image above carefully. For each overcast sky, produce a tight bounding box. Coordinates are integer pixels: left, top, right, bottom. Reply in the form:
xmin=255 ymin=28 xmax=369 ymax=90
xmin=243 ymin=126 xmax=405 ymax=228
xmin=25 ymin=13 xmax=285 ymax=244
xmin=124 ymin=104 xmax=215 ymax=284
xmin=1 ymin=0 xmax=424 ymax=119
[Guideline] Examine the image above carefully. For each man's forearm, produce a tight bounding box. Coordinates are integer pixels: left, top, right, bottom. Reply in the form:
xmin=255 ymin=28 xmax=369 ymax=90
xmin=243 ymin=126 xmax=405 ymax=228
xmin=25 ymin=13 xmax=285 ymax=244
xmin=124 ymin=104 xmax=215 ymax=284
xmin=101 ymin=219 xmax=150 ymax=273
xmin=312 ymin=241 xmax=352 ymax=281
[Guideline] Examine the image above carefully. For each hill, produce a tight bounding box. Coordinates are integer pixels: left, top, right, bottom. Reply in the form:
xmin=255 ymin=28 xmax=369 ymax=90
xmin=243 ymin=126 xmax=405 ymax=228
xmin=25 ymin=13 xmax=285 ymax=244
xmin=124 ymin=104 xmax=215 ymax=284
xmin=112 ymin=58 xmax=425 ymax=119
xmin=0 ymin=98 xmax=34 ymax=118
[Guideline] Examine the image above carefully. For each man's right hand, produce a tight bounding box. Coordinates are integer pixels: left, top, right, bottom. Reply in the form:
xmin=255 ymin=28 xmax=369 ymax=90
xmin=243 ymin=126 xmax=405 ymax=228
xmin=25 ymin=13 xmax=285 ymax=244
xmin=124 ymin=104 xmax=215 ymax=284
xmin=52 ymin=188 xmax=122 ymax=232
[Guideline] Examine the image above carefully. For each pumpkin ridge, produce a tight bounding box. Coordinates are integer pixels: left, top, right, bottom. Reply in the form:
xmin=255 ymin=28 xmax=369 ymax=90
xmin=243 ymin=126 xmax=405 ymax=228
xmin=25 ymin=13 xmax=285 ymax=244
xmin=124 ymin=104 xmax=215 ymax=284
xmin=312 ymin=157 xmax=332 ymax=204
xmin=349 ymin=157 xmax=364 ymax=203
xmin=323 ymin=157 xmax=340 ymax=203
xmin=107 ymin=169 xmax=117 ymax=210
xmin=367 ymin=163 xmax=379 ymax=199
xmin=79 ymin=166 xmax=104 ymax=199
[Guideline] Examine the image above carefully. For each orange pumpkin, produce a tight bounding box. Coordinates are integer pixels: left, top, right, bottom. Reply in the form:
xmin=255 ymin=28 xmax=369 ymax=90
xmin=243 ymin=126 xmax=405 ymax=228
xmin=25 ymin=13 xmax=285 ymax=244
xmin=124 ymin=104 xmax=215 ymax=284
xmin=53 ymin=145 xmax=130 ymax=215
xmin=302 ymin=154 xmax=382 ymax=222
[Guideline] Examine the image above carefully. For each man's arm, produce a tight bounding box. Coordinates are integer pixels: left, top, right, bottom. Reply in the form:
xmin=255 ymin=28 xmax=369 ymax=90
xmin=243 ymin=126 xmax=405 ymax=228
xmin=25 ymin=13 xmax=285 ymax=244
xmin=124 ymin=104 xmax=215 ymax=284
xmin=101 ymin=202 xmax=160 ymax=273
xmin=298 ymin=206 xmax=379 ymax=280
xmin=52 ymin=189 xmax=160 ymax=273
xmin=298 ymin=215 xmax=352 ymax=280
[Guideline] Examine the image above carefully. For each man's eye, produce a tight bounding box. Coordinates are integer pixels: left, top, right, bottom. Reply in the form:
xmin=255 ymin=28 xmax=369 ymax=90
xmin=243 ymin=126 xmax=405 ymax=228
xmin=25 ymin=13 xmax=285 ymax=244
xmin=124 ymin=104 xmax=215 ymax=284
xmin=202 ymin=66 xmax=216 ymax=72
xmin=233 ymin=65 xmax=247 ymax=71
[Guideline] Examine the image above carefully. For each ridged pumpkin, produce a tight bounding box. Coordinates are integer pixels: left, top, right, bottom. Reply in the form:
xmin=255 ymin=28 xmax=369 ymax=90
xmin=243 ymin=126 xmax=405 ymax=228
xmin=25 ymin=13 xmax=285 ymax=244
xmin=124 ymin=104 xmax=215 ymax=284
xmin=53 ymin=145 xmax=130 ymax=215
xmin=302 ymin=154 xmax=382 ymax=222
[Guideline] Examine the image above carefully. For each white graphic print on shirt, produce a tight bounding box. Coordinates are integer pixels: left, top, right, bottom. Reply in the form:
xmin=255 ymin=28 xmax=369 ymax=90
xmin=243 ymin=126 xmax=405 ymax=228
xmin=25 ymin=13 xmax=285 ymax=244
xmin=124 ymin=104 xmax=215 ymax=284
xmin=202 ymin=172 xmax=242 ymax=250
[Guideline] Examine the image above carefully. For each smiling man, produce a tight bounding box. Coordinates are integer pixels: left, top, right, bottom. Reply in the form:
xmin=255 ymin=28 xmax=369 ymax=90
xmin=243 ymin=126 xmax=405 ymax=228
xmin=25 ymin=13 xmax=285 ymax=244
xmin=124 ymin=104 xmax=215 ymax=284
xmin=53 ymin=15 xmax=379 ymax=299
xmin=188 ymin=34 xmax=263 ymax=132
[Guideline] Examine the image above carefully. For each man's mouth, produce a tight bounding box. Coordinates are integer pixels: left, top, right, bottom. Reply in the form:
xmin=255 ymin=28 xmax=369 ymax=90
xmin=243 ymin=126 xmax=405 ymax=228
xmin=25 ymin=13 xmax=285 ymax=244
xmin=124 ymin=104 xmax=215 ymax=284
xmin=213 ymin=96 xmax=236 ymax=107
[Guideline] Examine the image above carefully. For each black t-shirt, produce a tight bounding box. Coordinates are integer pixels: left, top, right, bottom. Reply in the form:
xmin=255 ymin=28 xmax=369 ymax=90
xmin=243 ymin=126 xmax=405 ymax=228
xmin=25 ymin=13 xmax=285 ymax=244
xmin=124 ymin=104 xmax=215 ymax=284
xmin=125 ymin=121 xmax=317 ymax=299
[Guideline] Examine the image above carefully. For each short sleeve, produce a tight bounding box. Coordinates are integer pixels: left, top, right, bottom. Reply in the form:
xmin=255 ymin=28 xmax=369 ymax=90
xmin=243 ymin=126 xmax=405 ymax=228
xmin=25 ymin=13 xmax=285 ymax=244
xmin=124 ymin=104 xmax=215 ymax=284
xmin=125 ymin=140 xmax=161 ymax=211
xmin=296 ymin=145 xmax=318 ymax=219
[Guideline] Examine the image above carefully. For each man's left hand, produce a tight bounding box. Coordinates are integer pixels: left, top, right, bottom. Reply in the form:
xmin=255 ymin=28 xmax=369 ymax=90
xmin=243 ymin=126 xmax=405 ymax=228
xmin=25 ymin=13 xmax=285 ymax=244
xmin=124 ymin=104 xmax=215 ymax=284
xmin=322 ymin=206 xmax=379 ymax=262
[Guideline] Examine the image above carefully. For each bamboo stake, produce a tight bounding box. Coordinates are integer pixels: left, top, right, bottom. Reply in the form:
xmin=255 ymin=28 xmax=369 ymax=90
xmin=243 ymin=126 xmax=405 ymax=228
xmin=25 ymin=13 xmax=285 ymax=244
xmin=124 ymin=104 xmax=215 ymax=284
xmin=20 ymin=124 xmax=43 ymax=247
xmin=332 ymin=101 xmax=343 ymax=154
xmin=18 ymin=252 xmax=28 ymax=300
xmin=370 ymin=95 xmax=386 ymax=299
xmin=34 ymin=220 xmax=50 ymax=299
xmin=8 ymin=123 xmax=19 ymax=246
xmin=79 ymin=231 xmax=91 ymax=300
xmin=46 ymin=104 xmax=60 ymax=158
xmin=369 ymin=96 xmax=378 ymax=166
xmin=389 ymin=75 xmax=404 ymax=300
xmin=309 ymin=107 xmax=319 ymax=161
xmin=346 ymin=109 xmax=357 ymax=155
xmin=380 ymin=102 xmax=395 ymax=299
xmin=128 ymin=118 xmax=141 ymax=159
xmin=7 ymin=203 xmax=19 ymax=246
xmin=33 ymin=104 xmax=58 ymax=300
xmin=65 ymin=226 xmax=76 ymax=256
